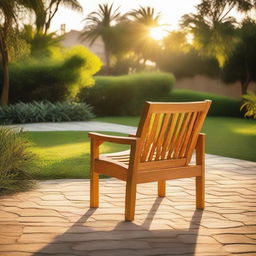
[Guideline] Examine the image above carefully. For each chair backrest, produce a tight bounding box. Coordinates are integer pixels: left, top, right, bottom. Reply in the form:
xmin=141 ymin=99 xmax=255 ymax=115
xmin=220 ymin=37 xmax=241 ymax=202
xmin=135 ymin=101 xmax=211 ymax=169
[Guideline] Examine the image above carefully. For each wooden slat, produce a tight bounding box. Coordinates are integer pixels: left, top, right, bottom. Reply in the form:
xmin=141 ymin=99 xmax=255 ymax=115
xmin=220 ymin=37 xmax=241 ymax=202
xmin=95 ymin=159 xmax=127 ymax=181
xmin=178 ymin=112 xmax=198 ymax=158
xmin=147 ymin=113 xmax=165 ymax=161
xmin=135 ymin=102 xmax=152 ymax=137
xmin=167 ymin=112 xmax=185 ymax=158
xmin=155 ymin=113 xmax=171 ymax=160
xmin=185 ymin=101 xmax=211 ymax=164
xmin=173 ymin=112 xmax=192 ymax=158
xmin=136 ymin=165 xmax=201 ymax=183
xmin=160 ymin=113 xmax=178 ymax=160
xmin=147 ymin=101 xmax=211 ymax=113
xmin=137 ymin=158 xmax=186 ymax=170
xmin=141 ymin=113 xmax=160 ymax=162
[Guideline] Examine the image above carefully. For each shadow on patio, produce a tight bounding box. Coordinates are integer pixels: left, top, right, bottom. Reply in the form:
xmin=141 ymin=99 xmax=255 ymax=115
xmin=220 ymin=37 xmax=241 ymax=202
xmin=33 ymin=198 xmax=204 ymax=255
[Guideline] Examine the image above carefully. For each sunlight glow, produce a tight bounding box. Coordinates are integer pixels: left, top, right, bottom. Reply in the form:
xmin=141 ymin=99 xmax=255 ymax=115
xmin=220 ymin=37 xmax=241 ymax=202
xmin=149 ymin=27 xmax=168 ymax=40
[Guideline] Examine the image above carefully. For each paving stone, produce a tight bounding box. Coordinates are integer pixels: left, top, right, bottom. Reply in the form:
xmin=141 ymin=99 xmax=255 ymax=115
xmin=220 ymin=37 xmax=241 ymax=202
xmin=73 ymin=240 xmax=151 ymax=251
xmin=215 ymin=234 xmax=256 ymax=244
xmin=223 ymin=244 xmax=256 ymax=253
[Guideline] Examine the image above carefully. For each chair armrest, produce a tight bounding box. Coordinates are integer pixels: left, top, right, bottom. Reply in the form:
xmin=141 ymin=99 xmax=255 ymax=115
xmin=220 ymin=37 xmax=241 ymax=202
xmin=88 ymin=132 xmax=140 ymax=145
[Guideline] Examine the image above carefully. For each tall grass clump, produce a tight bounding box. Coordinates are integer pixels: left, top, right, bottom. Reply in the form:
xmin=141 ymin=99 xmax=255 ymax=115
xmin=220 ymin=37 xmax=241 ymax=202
xmin=0 ymin=127 xmax=36 ymax=195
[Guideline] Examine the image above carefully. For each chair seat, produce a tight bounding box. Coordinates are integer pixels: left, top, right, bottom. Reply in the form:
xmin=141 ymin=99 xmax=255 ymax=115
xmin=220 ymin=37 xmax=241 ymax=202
xmin=95 ymin=150 xmax=130 ymax=181
xmin=100 ymin=150 xmax=131 ymax=167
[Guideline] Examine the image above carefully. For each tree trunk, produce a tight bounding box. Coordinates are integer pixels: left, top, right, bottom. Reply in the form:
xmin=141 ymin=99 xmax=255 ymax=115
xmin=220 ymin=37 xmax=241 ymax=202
xmin=104 ymin=46 xmax=111 ymax=75
xmin=241 ymin=80 xmax=250 ymax=95
xmin=241 ymin=71 xmax=250 ymax=95
xmin=0 ymin=32 xmax=9 ymax=105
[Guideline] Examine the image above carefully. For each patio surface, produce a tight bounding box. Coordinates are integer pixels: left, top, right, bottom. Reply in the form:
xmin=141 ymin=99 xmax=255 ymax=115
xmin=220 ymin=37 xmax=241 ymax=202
xmin=0 ymin=155 xmax=256 ymax=256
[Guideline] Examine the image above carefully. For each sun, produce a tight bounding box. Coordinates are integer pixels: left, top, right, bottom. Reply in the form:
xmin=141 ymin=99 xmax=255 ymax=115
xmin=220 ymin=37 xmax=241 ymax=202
xmin=149 ymin=27 xmax=168 ymax=41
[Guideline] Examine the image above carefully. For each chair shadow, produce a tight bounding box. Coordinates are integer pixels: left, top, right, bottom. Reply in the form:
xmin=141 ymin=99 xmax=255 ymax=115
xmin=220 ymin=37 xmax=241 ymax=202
xmin=33 ymin=198 xmax=203 ymax=255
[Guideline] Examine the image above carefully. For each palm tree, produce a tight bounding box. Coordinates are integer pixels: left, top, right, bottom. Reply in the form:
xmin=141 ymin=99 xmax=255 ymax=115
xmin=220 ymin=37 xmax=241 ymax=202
xmin=127 ymin=6 xmax=161 ymax=26
xmin=126 ymin=6 xmax=162 ymax=64
xmin=181 ymin=0 xmax=253 ymax=67
xmin=43 ymin=0 xmax=82 ymax=34
xmin=0 ymin=0 xmax=45 ymax=105
xmin=81 ymin=3 xmax=121 ymax=74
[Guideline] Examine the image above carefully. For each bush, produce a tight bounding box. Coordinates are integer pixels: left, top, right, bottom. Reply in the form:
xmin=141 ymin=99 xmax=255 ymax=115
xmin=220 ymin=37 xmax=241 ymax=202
xmin=79 ymin=72 xmax=175 ymax=116
xmin=0 ymin=101 xmax=94 ymax=124
xmin=0 ymin=127 xmax=35 ymax=195
xmin=241 ymin=92 xmax=256 ymax=119
xmin=1 ymin=46 xmax=102 ymax=103
xmin=168 ymin=89 xmax=242 ymax=117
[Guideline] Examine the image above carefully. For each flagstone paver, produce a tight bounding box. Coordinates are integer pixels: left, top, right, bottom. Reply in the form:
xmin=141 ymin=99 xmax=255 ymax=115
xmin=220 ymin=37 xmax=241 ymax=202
xmin=0 ymin=154 xmax=256 ymax=256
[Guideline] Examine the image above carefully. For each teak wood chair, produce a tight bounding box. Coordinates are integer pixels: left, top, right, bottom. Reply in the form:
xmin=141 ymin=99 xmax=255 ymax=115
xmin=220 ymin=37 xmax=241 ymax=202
xmin=89 ymin=100 xmax=211 ymax=221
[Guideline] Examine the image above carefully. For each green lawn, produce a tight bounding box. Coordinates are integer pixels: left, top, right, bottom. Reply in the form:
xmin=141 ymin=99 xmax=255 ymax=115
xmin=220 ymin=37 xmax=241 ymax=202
xmin=25 ymin=131 xmax=128 ymax=179
xmin=26 ymin=116 xmax=255 ymax=179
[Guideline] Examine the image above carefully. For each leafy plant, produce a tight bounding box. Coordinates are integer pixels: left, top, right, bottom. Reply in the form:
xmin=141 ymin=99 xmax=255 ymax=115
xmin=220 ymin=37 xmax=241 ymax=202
xmin=0 ymin=127 xmax=36 ymax=195
xmin=0 ymin=101 xmax=94 ymax=124
xmin=0 ymin=45 xmax=102 ymax=103
xmin=241 ymin=92 xmax=256 ymax=119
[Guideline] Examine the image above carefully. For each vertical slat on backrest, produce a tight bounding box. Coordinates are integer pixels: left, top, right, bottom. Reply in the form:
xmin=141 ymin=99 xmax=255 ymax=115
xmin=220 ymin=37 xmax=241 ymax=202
xmin=185 ymin=101 xmax=211 ymax=164
xmin=166 ymin=112 xmax=185 ymax=158
xmin=160 ymin=113 xmax=178 ymax=160
xmin=173 ymin=112 xmax=192 ymax=158
xmin=147 ymin=113 xmax=168 ymax=161
xmin=137 ymin=101 xmax=211 ymax=164
xmin=155 ymin=113 xmax=171 ymax=160
xmin=179 ymin=112 xmax=198 ymax=158
xmin=141 ymin=113 xmax=161 ymax=161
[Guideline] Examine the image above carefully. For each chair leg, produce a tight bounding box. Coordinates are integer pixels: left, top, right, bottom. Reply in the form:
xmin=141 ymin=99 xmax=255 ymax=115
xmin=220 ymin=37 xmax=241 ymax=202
xmin=90 ymin=170 xmax=99 ymax=208
xmin=158 ymin=180 xmax=166 ymax=197
xmin=125 ymin=180 xmax=137 ymax=221
xmin=195 ymin=133 xmax=205 ymax=209
xmin=196 ymin=175 xmax=204 ymax=209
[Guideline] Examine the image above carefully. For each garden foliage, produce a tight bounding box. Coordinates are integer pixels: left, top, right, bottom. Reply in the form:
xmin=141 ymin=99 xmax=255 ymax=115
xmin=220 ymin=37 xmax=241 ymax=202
xmin=80 ymin=72 xmax=175 ymax=116
xmin=0 ymin=127 xmax=35 ymax=195
xmin=0 ymin=46 xmax=102 ymax=103
xmin=0 ymin=101 xmax=94 ymax=124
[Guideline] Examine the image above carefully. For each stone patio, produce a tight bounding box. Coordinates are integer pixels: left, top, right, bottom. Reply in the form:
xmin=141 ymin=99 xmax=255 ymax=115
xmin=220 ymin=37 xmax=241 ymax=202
xmin=0 ymin=154 xmax=256 ymax=256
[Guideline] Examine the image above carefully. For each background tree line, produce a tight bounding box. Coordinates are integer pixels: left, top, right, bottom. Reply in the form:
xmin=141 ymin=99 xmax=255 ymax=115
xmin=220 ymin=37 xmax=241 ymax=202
xmin=1 ymin=0 xmax=256 ymax=105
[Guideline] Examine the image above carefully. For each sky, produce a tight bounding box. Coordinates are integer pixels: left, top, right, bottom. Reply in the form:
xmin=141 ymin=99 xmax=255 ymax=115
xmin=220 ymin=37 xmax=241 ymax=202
xmin=51 ymin=0 xmax=201 ymax=33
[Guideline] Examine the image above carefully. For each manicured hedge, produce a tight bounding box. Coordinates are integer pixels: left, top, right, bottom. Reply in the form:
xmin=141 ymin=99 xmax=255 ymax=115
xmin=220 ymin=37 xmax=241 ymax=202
xmin=168 ymin=89 xmax=242 ymax=117
xmin=1 ymin=46 xmax=102 ymax=103
xmin=79 ymin=72 xmax=175 ymax=116
xmin=0 ymin=101 xmax=94 ymax=124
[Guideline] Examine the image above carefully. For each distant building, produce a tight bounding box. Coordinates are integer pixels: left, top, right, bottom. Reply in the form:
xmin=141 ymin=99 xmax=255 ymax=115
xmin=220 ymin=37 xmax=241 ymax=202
xmin=60 ymin=29 xmax=106 ymax=63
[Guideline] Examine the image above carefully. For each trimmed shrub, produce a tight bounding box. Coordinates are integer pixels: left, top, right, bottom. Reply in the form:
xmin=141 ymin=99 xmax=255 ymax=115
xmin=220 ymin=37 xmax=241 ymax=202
xmin=168 ymin=89 xmax=242 ymax=117
xmin=0 ymin=127 xmax=35 ymax=195
xmin=1 ymin=46 xmax=102 ymax=103
xmin=79 ymin=72 xmax=175 ymax=116
xmin=0 ymin=101 xmax=94 ymax=124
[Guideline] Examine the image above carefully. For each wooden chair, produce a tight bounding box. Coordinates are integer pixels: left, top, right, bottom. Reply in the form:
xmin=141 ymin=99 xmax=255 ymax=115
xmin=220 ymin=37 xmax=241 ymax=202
xmin=89 ymin=100 xmax=211 ymax=221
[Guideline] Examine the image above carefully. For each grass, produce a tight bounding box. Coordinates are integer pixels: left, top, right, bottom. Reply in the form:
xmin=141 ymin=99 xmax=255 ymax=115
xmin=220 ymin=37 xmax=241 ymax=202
xmin=26 ymin=116 xmax=255 ymax=179
xmin=25 ymin=131 xmax=128 ymax=179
